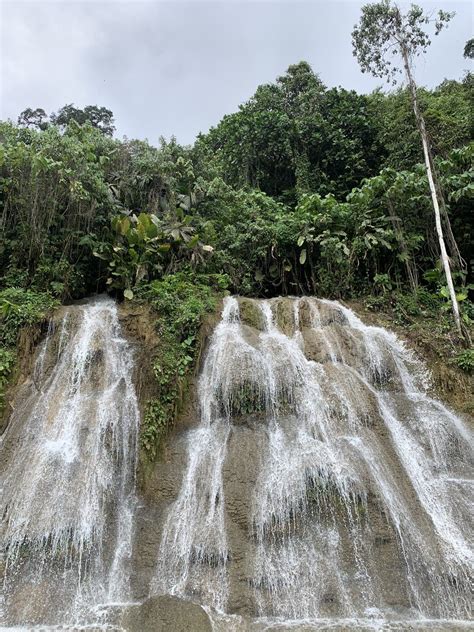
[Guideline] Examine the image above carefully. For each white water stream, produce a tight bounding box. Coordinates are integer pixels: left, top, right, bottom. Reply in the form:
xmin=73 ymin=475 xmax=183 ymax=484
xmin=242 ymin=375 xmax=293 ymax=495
xmin=154 ymin=296 xmax=473 ymax=628
xmin=1 ymin=295 xmax=472 ymax=630
xmin=0 ymin=297 xmax=139 ymax=628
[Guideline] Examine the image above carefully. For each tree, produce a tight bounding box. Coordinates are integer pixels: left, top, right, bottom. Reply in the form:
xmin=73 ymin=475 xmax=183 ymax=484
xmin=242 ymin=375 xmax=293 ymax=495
xmin=50 ymin=104 xmax=115 ymax=136
xmin=198 ymin=62 xmax=381 ymax=201
xmin=368 ymin=79 xmax=472 ymax=170
xmin=17 ymin=107 xmax=49 ymax=130
xmin=352 ymin=1 xmax=464 ymax=335
xmin=464 ymin=38 xmax=474 ymax=59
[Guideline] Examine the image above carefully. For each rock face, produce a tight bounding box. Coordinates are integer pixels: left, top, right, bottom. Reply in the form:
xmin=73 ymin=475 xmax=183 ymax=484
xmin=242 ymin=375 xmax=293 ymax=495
xmin=0 ymin=297 xmax=140 ymax=627
xmin=120 ymin=595 xmax=212 ymax=632
xmin=136 ymin=296 xmax=473 ymax=627
xmin=1 ymin=295 xmax=472 ymax=631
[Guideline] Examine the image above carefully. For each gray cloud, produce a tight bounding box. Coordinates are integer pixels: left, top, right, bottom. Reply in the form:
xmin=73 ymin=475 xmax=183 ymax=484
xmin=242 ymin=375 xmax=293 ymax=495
xmin=1 ymin=0 xmax=472 ymax=145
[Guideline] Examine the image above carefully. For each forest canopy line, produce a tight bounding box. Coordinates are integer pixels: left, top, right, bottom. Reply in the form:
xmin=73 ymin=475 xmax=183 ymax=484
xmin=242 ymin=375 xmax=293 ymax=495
xmin=1 ymin=62 xmax=472 ymax=299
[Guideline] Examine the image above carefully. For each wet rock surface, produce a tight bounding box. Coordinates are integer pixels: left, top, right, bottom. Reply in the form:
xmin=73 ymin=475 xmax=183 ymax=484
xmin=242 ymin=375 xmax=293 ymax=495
xmin=139 ymin=296 xmax=473 ymax=627
xmin=1 ymin=298 xmax=140 ymax=627
xmin=2 ymin=295 xmax=472 ymax=631
xmin=120 ymin=595 xmax=213 ymax=632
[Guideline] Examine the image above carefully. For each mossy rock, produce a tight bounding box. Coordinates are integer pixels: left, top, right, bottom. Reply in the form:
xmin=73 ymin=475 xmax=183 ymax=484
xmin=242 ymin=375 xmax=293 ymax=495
xmin=219 ymin=380 xmax=267 ymax=417
xmin=317 ymin=302 xmax=348 ymax=326
xmin=272 ymin=298 xmax=296 ymax=336
xmin=120 ymin=595 xmax=212 ymax=632
xmin=298 ymin=298 xmax=314 ymax=329
xmin=238 ymin=298 xmax=265 ymax=331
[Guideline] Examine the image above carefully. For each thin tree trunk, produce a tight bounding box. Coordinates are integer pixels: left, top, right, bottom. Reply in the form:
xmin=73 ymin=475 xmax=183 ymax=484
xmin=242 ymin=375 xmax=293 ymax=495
xmin=400 ymin=45 xmax=462 ymax=335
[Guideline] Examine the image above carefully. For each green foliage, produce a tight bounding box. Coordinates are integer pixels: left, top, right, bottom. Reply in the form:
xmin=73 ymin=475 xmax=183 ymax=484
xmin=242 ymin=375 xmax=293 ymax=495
xmin=454 ymin=349 xmax=474 ymax=374
xmin=352 ymin=1 xmax=454 ymax=85
xmin=138 ymin=272 xmax=226 ymax=334
xmin=136 ymin=273 xmax=227 ymax=458
xmin=423 ymin=260 xmax=474 ymax=322
xmin=368 ymin=80 xmax=472 ymax=170
xmin=141 ymin=399 xmax=169 ymax=456
xmin=364 ymin=287 xmax=474 ymax=337
xmin=463 ymin=38 xmax=474 ymax=59
xmin=17 ymin=108 xmax=48 ymax=131
xmin=0 ymin=60 xmax=471 ymax=337
xmin=197 ymin=187 xmax=286 ymax=295
xmin=374 ymin=273 xmax=393 ymax=294
xmin=18 ymin=103 xmax=116 ymax=136
xmin=0 ymin=121 xmax=117 ymax=295
xmin=224 ymin=382 xmax=266 ymax=417
xmin=50 ymin=104 xmax=115 ymax=136
xmin=0 ymin=288 xmax=57 ymax=416
xmin=0 ymin=288 xmax=57 ymax=347
xmin=0 ymin=348 xmax=15 ymax=377
xmin=190 ymin=141 xmax=472 ymax=300
xmin=0 ymin=348 xmax=15 ymax=414
xmin=198 ymin=62 xmax=381 ymax=200
xmin=87 ymin=209 xmax=210 ymax=295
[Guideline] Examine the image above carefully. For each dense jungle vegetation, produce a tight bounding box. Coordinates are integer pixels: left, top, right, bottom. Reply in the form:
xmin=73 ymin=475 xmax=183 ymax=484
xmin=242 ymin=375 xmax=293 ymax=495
xmin=1 ymin=8 xmax=473 ymax=436
xmin=1 ymin=64 xmax=472 ymax=300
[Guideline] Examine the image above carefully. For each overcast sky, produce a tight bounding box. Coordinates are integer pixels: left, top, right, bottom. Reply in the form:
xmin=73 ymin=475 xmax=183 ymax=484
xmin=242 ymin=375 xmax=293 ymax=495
xmin=1 ymin=0 xmax=472 ymax=145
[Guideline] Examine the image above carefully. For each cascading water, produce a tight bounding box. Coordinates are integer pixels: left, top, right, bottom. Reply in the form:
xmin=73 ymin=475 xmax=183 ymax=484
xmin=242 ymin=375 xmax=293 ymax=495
xmin=0 ymin=297 xmax=140 ymax=628
xmin=152 ymin=298 xmax=238 ymax=610
xmin=153 ymin=296 xmax=473 ymax=630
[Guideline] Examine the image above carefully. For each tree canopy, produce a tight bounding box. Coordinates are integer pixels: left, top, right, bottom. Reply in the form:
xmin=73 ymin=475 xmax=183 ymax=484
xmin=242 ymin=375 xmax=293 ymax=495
xmin=1 ymin=56 xmax=473 ymax=336
xmin=17 ymin=104 xmax=115 ymax=136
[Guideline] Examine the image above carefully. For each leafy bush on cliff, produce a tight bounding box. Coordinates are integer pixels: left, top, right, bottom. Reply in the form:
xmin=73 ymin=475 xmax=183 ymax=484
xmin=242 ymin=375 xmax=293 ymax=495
xmin=135 ymin=273 xmax=228 ymax=458
xmin=0 ymin=288 xmax=57 ymax=414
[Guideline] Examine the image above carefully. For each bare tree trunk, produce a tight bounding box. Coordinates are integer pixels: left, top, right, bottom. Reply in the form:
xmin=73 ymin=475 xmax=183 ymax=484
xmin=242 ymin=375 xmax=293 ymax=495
xmin=401 ymin=46 xmax=462 ymax=335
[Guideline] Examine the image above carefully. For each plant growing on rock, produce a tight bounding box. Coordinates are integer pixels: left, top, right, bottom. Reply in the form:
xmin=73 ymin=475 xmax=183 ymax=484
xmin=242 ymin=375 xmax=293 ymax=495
xmin=135 ymin=273 xmax=227 ymax=458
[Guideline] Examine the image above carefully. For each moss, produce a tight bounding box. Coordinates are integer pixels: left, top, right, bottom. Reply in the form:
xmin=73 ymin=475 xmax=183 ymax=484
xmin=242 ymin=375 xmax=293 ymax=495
xmin=0 ymin=348 xmax=15 ymax=417
xmin=454 ymin=349 xmax=474 ymax=374
xmin=140 ymin=340 xmax=193 ymax=460
xmin=218 ymin=380 xmax=298 ymax=420
xmin=220 ymin=381 xmax=266 ymax=417
xmin=306 ymin=471 xmax=368 ymax=519
xmin=0 ymin=288 xmax=57 ymax=347
xmin=135 ymin=273 xmax=228 ymax=461
xmin=141 ymin=399 xmax=169 ymax=458
xmin=272 ymin=298 xmax=296 ymax=336
xmin=237 ymin=298 xmax=265 ymax=331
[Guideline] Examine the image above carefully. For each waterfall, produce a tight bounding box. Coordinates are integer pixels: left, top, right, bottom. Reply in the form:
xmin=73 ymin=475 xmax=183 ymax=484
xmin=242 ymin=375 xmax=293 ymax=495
xmin=0 ymin=296 xmax=140 ymax=627
xmin=152 ymin=298 xmax=238 ymax=609
xmin=153 ymin=296 xmax=473 ymax=627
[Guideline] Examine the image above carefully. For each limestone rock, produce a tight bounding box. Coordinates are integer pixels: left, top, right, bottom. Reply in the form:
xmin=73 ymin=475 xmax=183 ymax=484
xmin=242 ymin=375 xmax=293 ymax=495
xmin=120 ymin=594 xmax=213 ymax=632
xmin=237 ymin=298 xmax=266 ymax=331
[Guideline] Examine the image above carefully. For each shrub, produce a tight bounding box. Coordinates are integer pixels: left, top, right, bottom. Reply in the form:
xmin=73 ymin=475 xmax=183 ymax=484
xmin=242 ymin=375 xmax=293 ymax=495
xmin=136 ymin=272 xmax=228 ymax=458
xmin=455 ymin=349 xmax=474 ymax=374
xmin=0 ymin=288 xmax=58 ymax=346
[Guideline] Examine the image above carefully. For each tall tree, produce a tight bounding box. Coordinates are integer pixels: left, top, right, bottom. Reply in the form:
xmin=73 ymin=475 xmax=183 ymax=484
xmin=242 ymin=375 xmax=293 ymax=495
xmin=50 ymin=104 xmax=115 ymax=136
xmin=464 ymin=38 xmax=474 ymax=59
xmin=352 ymin=0 xmax=464 ymax=335
xmin=17 ymin=108 xmax=49 ymax=130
